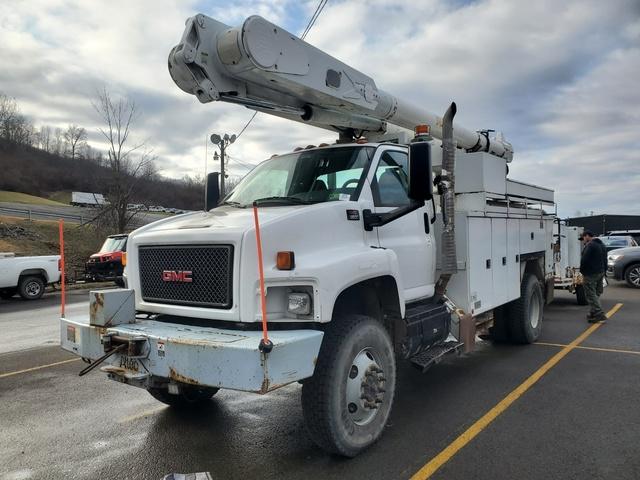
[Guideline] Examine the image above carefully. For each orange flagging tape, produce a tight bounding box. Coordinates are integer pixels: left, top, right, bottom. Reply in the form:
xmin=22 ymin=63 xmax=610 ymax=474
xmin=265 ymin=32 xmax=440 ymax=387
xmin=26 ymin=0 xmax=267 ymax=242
xmin=252 ymin=202 xmax=271 ymax=349
xmin=59 ymin=219 xmax=66 ymax=318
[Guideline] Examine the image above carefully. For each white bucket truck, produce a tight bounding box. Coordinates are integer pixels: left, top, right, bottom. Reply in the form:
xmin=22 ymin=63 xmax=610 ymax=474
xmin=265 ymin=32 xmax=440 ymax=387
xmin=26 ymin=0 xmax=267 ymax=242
xmin=61 ymin=14 xmax=562 ymax=456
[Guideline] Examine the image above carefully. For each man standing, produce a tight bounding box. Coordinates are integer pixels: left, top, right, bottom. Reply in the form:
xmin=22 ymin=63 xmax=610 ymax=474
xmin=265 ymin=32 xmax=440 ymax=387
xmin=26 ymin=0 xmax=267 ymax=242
xmin=580 ymin=230 xmax=608 ymax=322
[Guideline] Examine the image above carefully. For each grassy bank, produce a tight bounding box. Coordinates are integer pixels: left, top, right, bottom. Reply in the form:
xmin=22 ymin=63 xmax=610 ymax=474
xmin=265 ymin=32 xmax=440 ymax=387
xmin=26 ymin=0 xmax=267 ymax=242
xmin=0 ymin=216 xmax=106 ymax=279
xmin=0 ymin=190 xmax=67 ymax=206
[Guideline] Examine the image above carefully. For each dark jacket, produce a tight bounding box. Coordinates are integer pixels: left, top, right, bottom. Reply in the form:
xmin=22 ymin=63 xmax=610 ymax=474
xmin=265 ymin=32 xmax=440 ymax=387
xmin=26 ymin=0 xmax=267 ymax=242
xmin=580 ymin=238 xmax=607 ymax=276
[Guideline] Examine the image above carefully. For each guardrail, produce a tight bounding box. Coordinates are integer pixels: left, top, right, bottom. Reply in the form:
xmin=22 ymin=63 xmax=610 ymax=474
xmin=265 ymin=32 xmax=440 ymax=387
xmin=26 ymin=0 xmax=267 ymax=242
xmin=0 ymin=206 xmax=148 ymax=227
xmin=0 ymin=205 xmax=87 ymax=223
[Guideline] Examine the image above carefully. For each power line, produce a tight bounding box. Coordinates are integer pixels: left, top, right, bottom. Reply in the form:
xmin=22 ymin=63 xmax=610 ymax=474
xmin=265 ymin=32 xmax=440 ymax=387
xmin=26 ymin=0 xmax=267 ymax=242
xmin=234 ymin=111 xmax=257 ymax=142
xmin=301 ymin=0 xmax=328 ymax=40
xmin=233 ymin=0 xmax=329 ymax=142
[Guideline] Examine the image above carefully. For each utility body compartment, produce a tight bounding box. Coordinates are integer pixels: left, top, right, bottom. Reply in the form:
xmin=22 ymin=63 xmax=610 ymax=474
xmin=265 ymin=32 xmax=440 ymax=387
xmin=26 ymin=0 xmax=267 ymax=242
xmin=435 ymin=210 xmax=555 ymax=316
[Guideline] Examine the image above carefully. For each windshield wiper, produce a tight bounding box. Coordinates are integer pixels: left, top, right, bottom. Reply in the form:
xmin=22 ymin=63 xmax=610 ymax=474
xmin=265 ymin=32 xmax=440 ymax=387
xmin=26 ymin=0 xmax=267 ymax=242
xmin=253 ymin=196 xmax=312 ymax=206
xmin=220 ymin=200 xmax=245 ymax=208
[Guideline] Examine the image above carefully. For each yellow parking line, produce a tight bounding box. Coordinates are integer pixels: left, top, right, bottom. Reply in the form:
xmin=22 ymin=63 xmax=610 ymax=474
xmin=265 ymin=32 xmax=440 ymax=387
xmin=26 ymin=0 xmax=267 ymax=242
xmin=0 ymin=358 xmax=81 ymax=379
xmin=118 ymin=405 xmax=167 ymax=423
xmin=535 ymin=342 xmax=640 ymax=356
xmin=410 ymin=302 xmax=623 ymax=480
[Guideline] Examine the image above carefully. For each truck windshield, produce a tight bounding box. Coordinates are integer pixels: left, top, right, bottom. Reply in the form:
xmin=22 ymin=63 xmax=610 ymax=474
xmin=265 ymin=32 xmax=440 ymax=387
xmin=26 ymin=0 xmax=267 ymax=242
xmin=100 ymin=236 xmax=127 ymax=253
xmin=223 ymin=146 xmax=375 ymax=207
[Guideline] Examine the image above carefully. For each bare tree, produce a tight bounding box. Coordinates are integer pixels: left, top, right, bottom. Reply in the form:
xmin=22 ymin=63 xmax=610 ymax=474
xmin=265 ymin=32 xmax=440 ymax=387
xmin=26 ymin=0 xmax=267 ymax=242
xmin=38 ymin=125 xmax=52 ymax=152
xmin=0 ymin=93 xmax=33 ymax=145
xmin=93 ymin=87 xmax=155 ymax=233
xmin=63 ymin=124 xmax=87 ymax=160
xmin=52 ymin=127 xmax=63 ymax=155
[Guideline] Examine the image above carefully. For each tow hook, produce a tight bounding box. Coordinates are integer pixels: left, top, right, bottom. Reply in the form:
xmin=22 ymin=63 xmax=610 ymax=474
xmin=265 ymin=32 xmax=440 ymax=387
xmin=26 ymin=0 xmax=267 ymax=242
xmin=78 ymin=335 xmax=147 ymax=377
xmin=101 ymin=333 xmax=147 ymax=357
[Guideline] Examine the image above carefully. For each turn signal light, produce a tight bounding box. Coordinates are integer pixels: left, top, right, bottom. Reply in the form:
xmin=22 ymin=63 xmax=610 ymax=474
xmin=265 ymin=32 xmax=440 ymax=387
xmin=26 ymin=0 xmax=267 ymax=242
xmin=414 ymin=124 xmax=430 ymax=135
xmin=276 ymin=251 xmax=295 ymax=270
xmin=121 ymin=253 xmax=127 ymax=266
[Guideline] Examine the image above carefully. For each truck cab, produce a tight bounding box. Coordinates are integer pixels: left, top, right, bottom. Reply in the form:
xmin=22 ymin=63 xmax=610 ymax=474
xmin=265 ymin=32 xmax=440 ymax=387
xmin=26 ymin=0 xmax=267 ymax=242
xmin=85 ymin=234 xmax=128 ymax=286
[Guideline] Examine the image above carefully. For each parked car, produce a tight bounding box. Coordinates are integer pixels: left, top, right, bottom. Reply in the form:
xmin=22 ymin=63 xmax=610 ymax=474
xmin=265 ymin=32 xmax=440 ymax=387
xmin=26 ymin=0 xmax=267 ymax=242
xmin=607 ymin=230 xmax=640 ymax=244
xmin=85 ymin=234 xmax=128 ymax=287
xmin=607 ymin=246 xmax=640 ymax=288
xmin=0 ymin=252 xmax=61 ymax=300
xmin=599 ymin=235 xmax=638 ymax=253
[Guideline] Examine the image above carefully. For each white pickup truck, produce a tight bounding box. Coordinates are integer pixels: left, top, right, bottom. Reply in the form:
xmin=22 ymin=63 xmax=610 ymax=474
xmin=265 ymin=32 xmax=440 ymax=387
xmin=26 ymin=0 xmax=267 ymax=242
xmin=0 ymin=253 xmax=61 ymax=300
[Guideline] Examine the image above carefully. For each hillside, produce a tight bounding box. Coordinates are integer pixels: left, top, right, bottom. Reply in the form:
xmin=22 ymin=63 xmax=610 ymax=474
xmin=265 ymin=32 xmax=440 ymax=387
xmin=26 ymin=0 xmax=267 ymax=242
xmin=0 ymin=140 xmax=204 ymax=210
xmin=0 ymin=216 xmax=105 ymax=278
xmin=0 ymin=190 xmax=68 ymax=206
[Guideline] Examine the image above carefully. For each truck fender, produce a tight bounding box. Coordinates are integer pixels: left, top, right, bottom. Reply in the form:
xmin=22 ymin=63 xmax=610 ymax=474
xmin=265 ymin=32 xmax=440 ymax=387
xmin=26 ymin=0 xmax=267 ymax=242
xmin=324 ymin=248 xmax=404 ymax=323
xmin=19 ymin=268 xmax=49 ymax=283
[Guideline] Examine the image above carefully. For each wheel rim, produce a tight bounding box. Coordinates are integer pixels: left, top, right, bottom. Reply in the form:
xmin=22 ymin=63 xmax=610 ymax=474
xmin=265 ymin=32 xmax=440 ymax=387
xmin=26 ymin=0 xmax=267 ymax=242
xmin=26 ymin=281 xmax=41 ymax=297
xmin=345 ymin=348 xmax=386 ymax=426
xmin=629 ymin=267 xmax=640 ymax=287
xmin=529 ymin=287 xmax=541 ymax=329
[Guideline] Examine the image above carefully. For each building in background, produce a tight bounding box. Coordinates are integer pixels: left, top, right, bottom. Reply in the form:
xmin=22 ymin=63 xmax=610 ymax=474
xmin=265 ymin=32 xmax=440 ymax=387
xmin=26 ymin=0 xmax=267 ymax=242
xmin=566 ymin=214 xmax=640 ymax=236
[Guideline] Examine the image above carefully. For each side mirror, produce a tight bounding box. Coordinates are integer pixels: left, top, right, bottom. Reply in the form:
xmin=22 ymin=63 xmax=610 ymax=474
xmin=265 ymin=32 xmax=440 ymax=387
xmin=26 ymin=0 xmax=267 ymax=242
xmin=205 ymin=172 xmax=220 ymax=210
xmin=407 ymin=141 xmax=433 ymax=201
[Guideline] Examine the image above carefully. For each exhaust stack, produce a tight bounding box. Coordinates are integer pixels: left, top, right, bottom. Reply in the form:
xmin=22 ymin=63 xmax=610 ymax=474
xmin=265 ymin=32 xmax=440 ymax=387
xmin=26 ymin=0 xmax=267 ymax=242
xmin=434 ymin=103 xmax=458 ymax=301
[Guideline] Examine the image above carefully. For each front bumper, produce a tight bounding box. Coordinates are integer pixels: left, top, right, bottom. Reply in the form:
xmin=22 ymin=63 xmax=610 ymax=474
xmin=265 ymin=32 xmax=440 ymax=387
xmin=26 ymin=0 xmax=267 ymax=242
xmin=85 ymin=260 xmax=123 ymax=281
xmin=607 ymin=262 xmax=624 ymax=280
xmin=61 ymin=317 xmax=323 ymax=394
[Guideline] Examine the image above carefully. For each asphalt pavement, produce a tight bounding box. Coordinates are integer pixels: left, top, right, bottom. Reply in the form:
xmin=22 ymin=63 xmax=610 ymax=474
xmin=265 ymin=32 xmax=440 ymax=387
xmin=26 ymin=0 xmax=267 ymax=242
xmin=0 ymin=283 xmax=638 ymax=480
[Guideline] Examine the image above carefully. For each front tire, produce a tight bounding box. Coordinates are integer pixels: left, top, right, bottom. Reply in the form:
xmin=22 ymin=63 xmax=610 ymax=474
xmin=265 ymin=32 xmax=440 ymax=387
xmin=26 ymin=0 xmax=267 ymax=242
xmin=147 ymin=385 xmax=219 ymax=408
xmin=18 ymin=276 xmax=45 ymax=300
xmin=508 ymin=273 xmax=544 ymax=344
xmin=624 ymin=264 xmax=640 ymax=289
xmin=575 ymin=284 xmax=588 ymax=305
xmin=301 ymin=314 xmax=396 ymax=457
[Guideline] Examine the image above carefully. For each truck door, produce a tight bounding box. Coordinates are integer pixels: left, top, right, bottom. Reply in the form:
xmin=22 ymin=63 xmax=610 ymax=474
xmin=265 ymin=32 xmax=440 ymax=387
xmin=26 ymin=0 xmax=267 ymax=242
xmin=370 ymin=147 xmax=436 ymax=300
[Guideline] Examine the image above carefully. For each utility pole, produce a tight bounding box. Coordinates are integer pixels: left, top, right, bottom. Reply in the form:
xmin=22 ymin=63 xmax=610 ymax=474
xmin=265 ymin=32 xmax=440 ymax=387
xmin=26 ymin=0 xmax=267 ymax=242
xmin=210 ymin=133 xmax=236 ymax=198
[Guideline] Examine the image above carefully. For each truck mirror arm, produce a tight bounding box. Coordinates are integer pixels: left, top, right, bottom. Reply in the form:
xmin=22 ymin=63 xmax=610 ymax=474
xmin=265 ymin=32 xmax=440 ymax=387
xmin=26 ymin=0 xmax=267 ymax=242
xmin=362 ymin=200 xmax=425 ymax=232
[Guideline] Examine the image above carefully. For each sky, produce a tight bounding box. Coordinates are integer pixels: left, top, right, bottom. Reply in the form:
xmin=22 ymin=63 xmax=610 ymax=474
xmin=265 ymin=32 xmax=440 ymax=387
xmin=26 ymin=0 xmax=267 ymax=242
xmin=0 ymin=0 xmax=638 ymax=217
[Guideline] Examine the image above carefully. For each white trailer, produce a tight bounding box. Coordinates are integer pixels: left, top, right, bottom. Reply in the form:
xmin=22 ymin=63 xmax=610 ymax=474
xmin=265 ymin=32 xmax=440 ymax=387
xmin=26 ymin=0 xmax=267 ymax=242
xmin=61 ymin=14 xmax=567 ymax=456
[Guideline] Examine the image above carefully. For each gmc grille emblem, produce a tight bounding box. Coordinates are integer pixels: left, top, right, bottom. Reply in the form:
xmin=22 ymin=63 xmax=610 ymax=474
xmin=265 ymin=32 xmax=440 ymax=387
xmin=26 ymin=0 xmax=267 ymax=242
xmin=162 ymin=270 xmax=193 ymax=283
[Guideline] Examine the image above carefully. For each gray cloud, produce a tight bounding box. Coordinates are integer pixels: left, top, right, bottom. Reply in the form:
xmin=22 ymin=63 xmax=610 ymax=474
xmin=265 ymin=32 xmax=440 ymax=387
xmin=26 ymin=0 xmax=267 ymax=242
xmin=0 ymin=0 xmax=638 ymax=216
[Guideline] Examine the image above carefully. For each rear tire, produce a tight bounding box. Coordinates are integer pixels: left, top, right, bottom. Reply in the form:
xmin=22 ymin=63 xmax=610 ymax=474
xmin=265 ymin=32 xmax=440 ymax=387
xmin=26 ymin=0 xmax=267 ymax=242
xmin=301 ymin=314 xmax=396 ymax=457
xmin=575 ymin=284 xmax=588 ymax=305
xmin=508 ymin=273 xmax=544 ymax=344
xmin=624 ymin=264 xmax=640 ymax=289
xmin=0 ymin=288 xmax=17 ymax=299
xmin=147 ymin=385 xmax=219 ymax=408
xmin=18 ymin=276 xmax=45 ymax=300
xmin=489 ymin=304 xmax=511 ymax=342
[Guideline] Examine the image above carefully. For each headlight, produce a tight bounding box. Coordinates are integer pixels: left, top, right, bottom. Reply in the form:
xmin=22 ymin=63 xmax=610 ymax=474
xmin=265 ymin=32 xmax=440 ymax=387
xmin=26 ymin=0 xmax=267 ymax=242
xmin=288 ymin=292 xmax=311 ymax=315
xmin=608 ymin=254 xmax=624 ymax=263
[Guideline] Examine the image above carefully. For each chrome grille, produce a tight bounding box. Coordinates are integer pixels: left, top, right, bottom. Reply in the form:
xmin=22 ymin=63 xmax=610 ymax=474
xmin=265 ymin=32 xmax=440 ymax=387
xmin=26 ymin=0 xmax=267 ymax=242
xmin=138 ymin=245 xmax=233 ymax=309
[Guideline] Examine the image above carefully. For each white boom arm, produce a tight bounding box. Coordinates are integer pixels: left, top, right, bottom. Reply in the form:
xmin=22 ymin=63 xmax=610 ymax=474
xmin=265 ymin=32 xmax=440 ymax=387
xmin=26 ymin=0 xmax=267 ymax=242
xmin=169 ymin=14 xmax=513 ymax=161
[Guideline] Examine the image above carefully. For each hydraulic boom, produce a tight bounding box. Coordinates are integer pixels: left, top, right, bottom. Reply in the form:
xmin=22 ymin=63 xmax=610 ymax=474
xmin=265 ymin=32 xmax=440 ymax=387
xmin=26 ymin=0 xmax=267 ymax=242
xmin=169 ymin=14 xmax=513 ymax=161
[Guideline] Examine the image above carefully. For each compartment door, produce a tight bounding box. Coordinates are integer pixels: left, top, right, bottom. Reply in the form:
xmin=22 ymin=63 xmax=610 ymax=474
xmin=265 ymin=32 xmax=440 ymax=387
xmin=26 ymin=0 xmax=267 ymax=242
xmin=507 ymin=219 xmax=521 ymax=301
xmin=491 ymin=218 xmax=508 ymax=306
xmin=467 ymin=217 xmax=493 ymax=314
